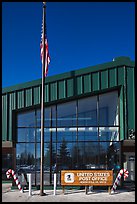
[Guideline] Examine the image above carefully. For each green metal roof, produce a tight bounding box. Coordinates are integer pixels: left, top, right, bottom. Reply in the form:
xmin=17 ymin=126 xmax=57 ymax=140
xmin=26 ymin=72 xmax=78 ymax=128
xmin=2 ymin=56 xmax=134 ymax=94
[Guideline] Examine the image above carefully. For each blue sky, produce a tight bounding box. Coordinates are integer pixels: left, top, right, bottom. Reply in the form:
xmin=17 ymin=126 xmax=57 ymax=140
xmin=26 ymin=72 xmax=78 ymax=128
xmin=2 ymin=2 xmax=135 ymax=88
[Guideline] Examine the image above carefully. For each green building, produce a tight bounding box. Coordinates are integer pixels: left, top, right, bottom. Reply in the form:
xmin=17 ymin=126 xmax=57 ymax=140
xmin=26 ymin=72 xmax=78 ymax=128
xmin=2 ymin=56 xmax=135 ymax=187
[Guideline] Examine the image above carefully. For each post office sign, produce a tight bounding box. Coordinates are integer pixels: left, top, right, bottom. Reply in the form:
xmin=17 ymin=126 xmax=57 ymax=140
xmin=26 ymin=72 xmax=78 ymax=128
xmin=61 ymin=170 xmax=113 ymax=186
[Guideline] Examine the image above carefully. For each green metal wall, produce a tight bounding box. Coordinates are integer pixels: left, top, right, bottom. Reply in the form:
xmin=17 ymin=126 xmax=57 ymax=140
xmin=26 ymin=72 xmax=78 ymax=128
xmin=2 ymin=57 xmax=135 ymax=142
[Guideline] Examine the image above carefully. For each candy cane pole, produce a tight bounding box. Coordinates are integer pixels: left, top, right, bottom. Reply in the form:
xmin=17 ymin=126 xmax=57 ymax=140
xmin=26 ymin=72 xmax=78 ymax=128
xmin=6 ymin=169 xmax=23 ymax=193
xmin=111 ymin=169 xmax=129 ymax=194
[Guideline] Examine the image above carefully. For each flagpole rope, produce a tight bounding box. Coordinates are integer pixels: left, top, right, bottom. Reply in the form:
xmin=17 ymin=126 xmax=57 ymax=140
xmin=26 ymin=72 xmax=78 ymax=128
xmin=6 ymin=169 xmax=23 ymax=193
xmin=111 ymin=169 xmax=129 ymax=194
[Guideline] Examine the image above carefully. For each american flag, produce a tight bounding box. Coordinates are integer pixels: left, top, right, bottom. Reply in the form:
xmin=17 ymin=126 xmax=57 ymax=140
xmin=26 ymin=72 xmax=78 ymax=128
xmin=40 ymin=21 xmax=50 ymax=77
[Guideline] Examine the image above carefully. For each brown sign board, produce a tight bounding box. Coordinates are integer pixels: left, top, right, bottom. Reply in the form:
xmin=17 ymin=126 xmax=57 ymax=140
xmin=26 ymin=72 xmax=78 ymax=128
xmin=61 ymin=170 xmax=113 ymax=186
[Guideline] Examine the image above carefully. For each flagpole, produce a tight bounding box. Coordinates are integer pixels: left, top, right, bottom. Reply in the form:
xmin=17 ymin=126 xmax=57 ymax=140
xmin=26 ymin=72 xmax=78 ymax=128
xmin=40 ymin=2 xmax=46 ymax=196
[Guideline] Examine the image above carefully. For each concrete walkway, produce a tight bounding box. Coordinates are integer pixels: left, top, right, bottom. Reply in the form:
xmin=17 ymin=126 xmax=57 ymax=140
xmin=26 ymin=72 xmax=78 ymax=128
xmin=2 ymin=183 xmax=135 ymax=202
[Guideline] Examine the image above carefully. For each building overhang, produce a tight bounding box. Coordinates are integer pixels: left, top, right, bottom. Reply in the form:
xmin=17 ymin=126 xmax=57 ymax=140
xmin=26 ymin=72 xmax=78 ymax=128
xmin=2 ymin=141 xmax=13 ymax=148
xmin=122 ymin=139 xmax=135 ymax=147
xmin=122 ymin=139 xmax=135 ymax=152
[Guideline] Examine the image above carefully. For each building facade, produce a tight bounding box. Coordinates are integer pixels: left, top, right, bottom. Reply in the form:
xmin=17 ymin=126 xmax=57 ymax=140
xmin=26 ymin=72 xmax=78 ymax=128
xmin=2 ymin=56 xmax=135 ymax=187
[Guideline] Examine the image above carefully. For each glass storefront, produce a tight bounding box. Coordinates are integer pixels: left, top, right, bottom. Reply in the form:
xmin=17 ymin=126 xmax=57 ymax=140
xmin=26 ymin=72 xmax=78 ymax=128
xmin=16 ymin=90 xmax=120 ymax=186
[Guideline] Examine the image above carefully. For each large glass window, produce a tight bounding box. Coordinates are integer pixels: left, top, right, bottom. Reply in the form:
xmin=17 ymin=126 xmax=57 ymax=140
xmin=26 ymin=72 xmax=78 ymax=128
xmin=16 ymin=90 xmax=120 ymax=186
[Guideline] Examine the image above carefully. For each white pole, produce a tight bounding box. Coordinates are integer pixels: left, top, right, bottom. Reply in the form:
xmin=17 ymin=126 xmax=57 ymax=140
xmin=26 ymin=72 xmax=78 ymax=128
xmin=28 ymin=174 xmax=32 ymax=196
xmin=54 ymin=173 xmax=57 ymax=195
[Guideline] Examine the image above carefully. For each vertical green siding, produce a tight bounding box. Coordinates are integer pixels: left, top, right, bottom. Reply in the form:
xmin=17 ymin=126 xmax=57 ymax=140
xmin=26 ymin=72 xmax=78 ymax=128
xmin=9 ymin=93 xmax=16 ymax=141
xmin=50 ymin=82 xmax=57 ymax=101
xmin=77 ymin=76 xmax=83 ymax=95
xmin=34 ymin=86 xmax=41 ymax=105
xmin=45 ymin=84 xmax=49 ymax=103
xmin=109 ymin=68 xmax=117 ymax=87
xmin=58 ymin=80 xmax=66 ymax=100
xmin=2 ymin=95 xmax=8 ymax=141
xmin=118 ymin=67 xmax=125 ymax=85
xmin=101 ymin=70 xmax=108 ymax=89
xmin=127 ymin=67 xmax=135 ymax=130
xmin=67 ymin=78 xmax=73 ymax=97
xmin=9 ymin=92 xmax=16 ymax=110
xmin=83 ymin=74 xmax=91 ymax=93
xmin=119 ymin=87 xmax=124 ymax=140
xmin=26 ymin=88 xmax=32 ymax=107
xmin=17 ymin=90 xmax=24 ymax=109
xmin=92 ymin=72 xmax=100 ymax=91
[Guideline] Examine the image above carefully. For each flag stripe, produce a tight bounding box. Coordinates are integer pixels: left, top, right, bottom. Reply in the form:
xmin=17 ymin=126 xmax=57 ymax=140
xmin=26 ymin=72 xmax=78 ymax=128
xmin=40 ymin=21 xmax=50 ymax=77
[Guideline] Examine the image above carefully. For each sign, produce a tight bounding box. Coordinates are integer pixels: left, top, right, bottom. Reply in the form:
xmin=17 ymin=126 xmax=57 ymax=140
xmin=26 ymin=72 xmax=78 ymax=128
xmin=61 ymin=170 xmax=113 ymax=186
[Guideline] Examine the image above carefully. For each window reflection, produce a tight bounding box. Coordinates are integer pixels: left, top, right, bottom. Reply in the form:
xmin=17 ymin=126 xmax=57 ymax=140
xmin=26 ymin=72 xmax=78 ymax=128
xmin=57 ymin=101 xmax=76 ymax=127
xmin=17 ymin=111 xmax=35 ymax=127
xmin=16 ymin=90 xmax=120 ymax=186
xmin=36 ymin=108 xmax=51 ymax=127
xmin=99 ymin=127 xmax=119 ymax=141
xmin=57 ymin=130 xmax=76 ymax=142
xmin=17 ymin=128 xmax=35 ymax=142
xmin=78 ymin=96 xmax=97 ymax=126
xmin=78 ymin=127 xmax=98 ymax=141
xmin=99 ymin=91 xmax=118 ymax=126
xmin=16 ymin=143 xmax=35 ymax=173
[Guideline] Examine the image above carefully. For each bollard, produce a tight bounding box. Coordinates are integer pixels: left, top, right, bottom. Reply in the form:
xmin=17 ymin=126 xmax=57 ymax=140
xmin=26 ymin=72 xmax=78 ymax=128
xmin=54 ymin=173 xmax=57 ymax=195
xmin=27 ymin=174 xmax=32 ymax=196
xmin=85 ymin=186 xmax=88 ymax=194
xmin=89 ymin=186 xmax=93 ymax=192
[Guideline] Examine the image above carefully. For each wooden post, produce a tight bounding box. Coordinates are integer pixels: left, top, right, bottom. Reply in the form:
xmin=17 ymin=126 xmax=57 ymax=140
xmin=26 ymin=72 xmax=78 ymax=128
xmin=62 ymin=186 xmax=65 ymax=195
xmin=108 ymin=186 xmax=111 ymax=194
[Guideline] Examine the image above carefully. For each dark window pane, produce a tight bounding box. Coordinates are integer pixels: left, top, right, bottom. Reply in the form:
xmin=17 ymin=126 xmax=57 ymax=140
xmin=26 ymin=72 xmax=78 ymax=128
xmin=16 ymin=143 xmax=35 ymax=173
xmin=44 ymin=143 xmax=50 ymax=170
xmin=57 ymin=128 xmax=76 ymax=142
xmin=78 ymin=96 xmax=97 ymax=126
xmin=78 ymin=127 xmax=98 ymax=141
xmin=17 ymin=128 xmax=35 ymax=142
xmin=36 ymin=128 xmax=50 ymax=142
xmin=106 ymin=141 xmax=120 ymax=171
xmin=17 ymin=111 xmax=35 ymax=127
xmin=84 ymin=142 xmax=100 ymax=169
xmin=36 ymin=106 xmax=56 ymax=127
xmin=57 ymin=141 xmax=72 ymax=171
xmin=2 ymin=153 xmax=13 ymax=179
xmin=51 ymin=132 xmax=56 ymax=143
xmin=99 ymin=127 xmax=119 ymax=141
xmin=57 ymin=101 xmax=76 ymax=127
xmin=99 ymin=91 xmax=119 ymax=126
xmin=51 ymin=106 xmax=56 ymax=127
xmin=36 ymin=143 xmax=40 ymax=171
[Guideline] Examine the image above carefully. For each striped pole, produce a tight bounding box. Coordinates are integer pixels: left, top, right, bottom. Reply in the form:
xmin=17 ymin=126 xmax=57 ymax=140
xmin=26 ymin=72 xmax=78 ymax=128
xmin=6 ymin=169 xmax=23 ymax=193
xmin=111 ymin=169 xmax=129 ymax=194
